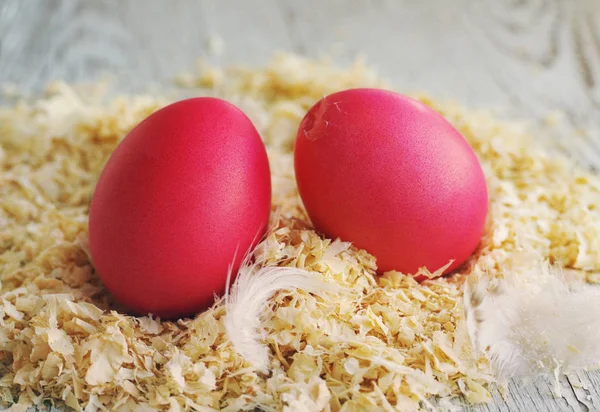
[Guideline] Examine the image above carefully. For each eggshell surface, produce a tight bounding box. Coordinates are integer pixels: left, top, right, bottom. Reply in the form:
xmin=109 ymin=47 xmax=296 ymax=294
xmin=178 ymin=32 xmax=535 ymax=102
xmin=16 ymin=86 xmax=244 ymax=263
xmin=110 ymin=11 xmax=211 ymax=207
xmin=294 ymin=88 xmax=488 ymax=276
xmin=89 ymin=98 xmax=271 ymax=319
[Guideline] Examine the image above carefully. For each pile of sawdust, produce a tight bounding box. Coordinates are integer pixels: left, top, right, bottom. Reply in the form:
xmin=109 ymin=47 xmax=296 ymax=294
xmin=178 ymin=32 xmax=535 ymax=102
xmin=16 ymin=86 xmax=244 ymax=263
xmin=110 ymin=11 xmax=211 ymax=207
xmin=0 ymin=53 xmax=599 ymax=411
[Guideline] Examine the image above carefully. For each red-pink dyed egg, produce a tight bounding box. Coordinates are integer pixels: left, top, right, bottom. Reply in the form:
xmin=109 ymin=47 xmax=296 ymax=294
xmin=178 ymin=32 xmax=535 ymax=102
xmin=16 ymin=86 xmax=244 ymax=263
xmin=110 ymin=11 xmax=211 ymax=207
xmin=89 ymin=98 xmax=271 ymax=318
xmin=294 ymin=88 xmax=488 ymax=276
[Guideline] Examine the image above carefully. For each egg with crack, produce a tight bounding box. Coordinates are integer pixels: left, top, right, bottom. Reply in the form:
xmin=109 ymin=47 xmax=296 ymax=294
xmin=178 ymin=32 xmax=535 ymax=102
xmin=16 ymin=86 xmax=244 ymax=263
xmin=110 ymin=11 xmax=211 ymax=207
xmin=294 ymin=88 xmax=488 ymax=277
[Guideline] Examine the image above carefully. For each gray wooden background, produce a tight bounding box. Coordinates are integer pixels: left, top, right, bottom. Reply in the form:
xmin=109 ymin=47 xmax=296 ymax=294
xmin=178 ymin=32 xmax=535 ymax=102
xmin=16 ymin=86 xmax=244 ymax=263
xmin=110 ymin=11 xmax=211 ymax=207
xmin=1 ymin=0 xmax=600 ymax=411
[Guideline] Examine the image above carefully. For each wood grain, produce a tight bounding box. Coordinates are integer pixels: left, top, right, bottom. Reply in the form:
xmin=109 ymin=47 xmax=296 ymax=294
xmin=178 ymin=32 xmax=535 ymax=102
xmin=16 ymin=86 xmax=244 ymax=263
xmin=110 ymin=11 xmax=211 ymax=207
xmin=1 ymin=0 xmax=600 ymax=411
xmin=464 ymin=0 xmax=600 ymax=167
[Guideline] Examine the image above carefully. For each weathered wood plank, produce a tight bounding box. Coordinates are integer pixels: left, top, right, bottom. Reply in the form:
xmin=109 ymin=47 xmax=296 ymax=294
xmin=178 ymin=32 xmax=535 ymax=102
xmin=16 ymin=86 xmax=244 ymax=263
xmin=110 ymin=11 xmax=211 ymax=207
xmin=0 ymin=0 xmax=294 ymax=93
xmin=0 ymin=0 xmax=212 ymax=93
xmin=464 ymin=0 xmax=600 ymax=167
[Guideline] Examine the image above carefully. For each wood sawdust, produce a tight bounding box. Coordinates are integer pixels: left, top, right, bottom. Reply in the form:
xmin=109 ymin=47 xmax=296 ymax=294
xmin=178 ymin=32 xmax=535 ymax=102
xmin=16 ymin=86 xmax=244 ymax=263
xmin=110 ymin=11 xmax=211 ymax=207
xmin=0 ymin=53 xmax=599 ymax=411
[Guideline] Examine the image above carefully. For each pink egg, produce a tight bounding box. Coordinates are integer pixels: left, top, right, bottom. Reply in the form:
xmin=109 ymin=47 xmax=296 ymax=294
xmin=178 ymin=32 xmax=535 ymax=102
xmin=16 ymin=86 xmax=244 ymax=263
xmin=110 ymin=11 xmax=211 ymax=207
xmin=294 ymin=88 xmax=488 ymax=276
xmin=89 ymin=98 xmax=271 ymax=318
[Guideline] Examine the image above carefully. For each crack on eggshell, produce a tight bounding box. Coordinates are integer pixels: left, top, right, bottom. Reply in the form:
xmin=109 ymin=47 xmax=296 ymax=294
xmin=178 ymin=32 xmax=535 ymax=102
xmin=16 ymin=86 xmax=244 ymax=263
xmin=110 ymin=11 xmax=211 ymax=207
xmin=302 ymin=96 xmax=331 ymax=141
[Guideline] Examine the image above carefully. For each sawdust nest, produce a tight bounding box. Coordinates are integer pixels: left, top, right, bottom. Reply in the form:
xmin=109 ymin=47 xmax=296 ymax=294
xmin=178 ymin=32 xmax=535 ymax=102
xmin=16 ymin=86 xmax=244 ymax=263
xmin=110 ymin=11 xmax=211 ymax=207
xmin=0 ymin=53 xmax=599 ymax=411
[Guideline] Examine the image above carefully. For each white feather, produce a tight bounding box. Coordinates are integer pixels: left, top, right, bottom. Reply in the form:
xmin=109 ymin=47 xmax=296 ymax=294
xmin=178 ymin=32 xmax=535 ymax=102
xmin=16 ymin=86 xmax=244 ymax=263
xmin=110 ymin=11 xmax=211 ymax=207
xmin=223 ymin=250 xmax=340 ymax=372
xmin=464 ymin=264 xmax=600 ymax=380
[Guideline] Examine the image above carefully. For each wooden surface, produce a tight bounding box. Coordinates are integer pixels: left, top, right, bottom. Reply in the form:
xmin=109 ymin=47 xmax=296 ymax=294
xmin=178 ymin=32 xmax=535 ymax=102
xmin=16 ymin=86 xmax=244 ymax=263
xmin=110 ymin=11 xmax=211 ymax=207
xmin=1 ymin=0 xmax=600 ymax=411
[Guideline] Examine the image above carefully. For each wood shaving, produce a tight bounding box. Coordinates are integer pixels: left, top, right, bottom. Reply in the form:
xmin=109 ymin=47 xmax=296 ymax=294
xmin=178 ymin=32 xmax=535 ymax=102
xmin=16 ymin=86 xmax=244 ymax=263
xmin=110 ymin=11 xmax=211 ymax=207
xmin=0 ymin=53 xmax=599 ymax=411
